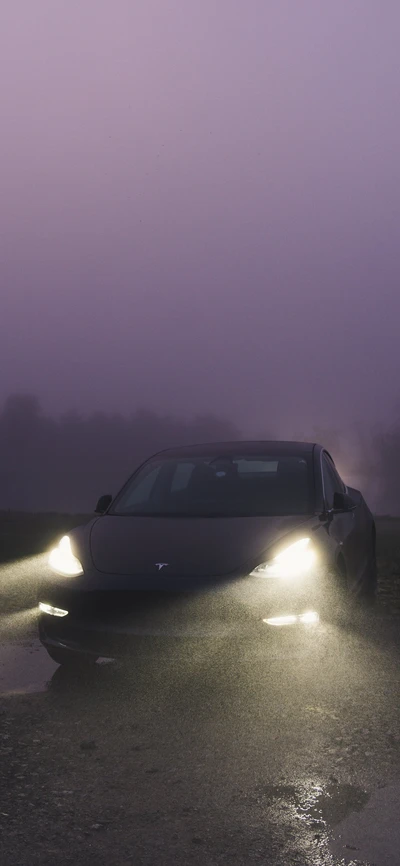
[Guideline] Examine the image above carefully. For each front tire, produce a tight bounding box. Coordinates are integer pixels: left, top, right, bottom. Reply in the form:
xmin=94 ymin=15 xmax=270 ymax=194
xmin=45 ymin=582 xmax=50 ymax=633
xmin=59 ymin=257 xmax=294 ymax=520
xmin=45 ymin=646 xmax=99 ymax=667
xmin=324 ymin=545 xmax=377 ymax=624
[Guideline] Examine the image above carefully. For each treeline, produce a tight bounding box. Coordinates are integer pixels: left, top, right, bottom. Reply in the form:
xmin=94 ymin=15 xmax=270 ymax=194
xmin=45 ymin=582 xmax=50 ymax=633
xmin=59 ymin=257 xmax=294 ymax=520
xmin=0 ymin=395 xmax=241 ymax=512
xmin=0 ymin=394 xmax=397 ymax=514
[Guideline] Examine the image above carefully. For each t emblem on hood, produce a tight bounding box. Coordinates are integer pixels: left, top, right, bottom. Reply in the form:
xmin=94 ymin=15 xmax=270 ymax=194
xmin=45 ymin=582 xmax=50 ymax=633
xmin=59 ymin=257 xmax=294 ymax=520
xmin=155 ymin=562 xmax=168 ymax=571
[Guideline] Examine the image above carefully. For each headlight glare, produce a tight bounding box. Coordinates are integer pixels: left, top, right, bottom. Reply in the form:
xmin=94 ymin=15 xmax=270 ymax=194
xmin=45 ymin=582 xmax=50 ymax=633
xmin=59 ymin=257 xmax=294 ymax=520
xmin=48 ymin=536 xmax=83 ymax=577
xmin=39 ymin=602 xmax=69 ymax=617
xmin=250 ymin=537 xmax=315 ymax=579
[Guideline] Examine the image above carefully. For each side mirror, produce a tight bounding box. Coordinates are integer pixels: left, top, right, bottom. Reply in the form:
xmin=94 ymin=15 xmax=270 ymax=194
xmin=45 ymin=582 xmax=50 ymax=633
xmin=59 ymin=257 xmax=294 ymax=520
xmin=333 ymin=491 xmax=357 ymax=513
xmin=95 ymin=494 xmax=112 ymax=514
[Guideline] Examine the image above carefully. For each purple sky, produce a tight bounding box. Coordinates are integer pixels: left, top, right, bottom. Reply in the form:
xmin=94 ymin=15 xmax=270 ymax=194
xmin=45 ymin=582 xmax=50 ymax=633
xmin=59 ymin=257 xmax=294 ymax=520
xmin=2 ymin=1 xmax=400 ymax=435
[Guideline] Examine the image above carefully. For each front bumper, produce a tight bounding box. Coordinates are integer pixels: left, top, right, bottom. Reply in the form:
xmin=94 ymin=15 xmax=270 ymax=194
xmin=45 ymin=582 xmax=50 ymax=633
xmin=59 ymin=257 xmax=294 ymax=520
xmin=39 ymin=616 xmax=243 ymax=659
xmin=38 ymin=571 xmax=325 ymax=658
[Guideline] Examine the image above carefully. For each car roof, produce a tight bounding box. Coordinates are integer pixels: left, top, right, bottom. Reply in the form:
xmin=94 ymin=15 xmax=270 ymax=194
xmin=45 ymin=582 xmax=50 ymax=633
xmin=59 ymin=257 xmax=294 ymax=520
xmin=155 ymin=440 xmax=318 ymax=459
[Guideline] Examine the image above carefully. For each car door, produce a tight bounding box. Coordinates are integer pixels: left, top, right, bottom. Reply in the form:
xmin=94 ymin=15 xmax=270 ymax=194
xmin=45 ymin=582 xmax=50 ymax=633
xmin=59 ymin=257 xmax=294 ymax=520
xmin=321 ymin=453 xmax=361 ymax=591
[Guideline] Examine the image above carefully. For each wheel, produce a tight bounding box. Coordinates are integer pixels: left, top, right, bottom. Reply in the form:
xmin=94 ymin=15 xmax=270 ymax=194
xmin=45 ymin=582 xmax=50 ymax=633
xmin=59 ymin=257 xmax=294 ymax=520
xmin=45 ymin=646 xmax=99 ymax=667
xmin=324 ymin=543 xmax=377 ymax=624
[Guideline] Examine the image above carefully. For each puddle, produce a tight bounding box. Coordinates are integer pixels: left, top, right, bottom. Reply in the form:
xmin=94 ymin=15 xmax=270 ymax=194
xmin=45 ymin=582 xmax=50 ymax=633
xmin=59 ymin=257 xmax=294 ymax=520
xmin=0 ymin=640 xmax=58 ymax=695
xmin=0 ymin=641 xmax=116 ymax=695
xmin=261 ymin=781 xmax=369 ymax=826
xmin=330 ymin=782 xmax=400 ymax=866
xmin=259 ymin=781 xmax=400 ymax=865
xmin=258 ymin=781 xmax=372 ymax=862
xmin=308 ymin=782 xmax=370 ymax=826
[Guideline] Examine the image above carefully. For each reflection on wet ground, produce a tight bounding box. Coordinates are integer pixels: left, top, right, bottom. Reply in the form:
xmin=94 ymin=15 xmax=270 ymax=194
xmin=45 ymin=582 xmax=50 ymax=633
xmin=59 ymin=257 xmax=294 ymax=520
xmin=0 ymin=637 xmax=313 ymax=698
xmin=246 ymin=779 xmax=400 ymax=865
xmin=0 ymin=640 xmax=118 ymax=695
xmin=0 ymin=606 xmax=399 ymax=865
xmin=331 ymin=781 xmax=400 ymax=865
xmin=262 ymin=781 xmax=370 ymax=826
xmin=1 ymin=603 xmax=398 ymax=697
xmin=0 ymin=641 xmax=57 ymax=695
xmin=256 ymin=781 xmax=371 ymax=865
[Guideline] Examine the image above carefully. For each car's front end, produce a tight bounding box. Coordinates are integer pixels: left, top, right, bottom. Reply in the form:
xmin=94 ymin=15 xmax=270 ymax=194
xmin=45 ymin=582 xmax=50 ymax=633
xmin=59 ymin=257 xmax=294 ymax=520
xmin=39 ymin=443 xmax=355 ymax=664
xmin=38 ymin=520 xmax=329 ymax=662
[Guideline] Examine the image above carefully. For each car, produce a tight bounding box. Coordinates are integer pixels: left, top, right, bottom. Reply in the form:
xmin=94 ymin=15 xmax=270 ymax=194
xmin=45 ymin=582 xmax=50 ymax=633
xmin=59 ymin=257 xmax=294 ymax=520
xmin=38 ymin=441 xmax=377 ymax=666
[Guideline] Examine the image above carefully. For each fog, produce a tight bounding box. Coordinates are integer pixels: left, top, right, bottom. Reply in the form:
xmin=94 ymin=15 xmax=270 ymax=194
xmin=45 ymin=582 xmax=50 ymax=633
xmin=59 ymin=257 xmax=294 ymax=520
xmin=0 ymin=394 xmax=396 ymax=514
xmin=2 ymin=2 xmax=400 ymax=505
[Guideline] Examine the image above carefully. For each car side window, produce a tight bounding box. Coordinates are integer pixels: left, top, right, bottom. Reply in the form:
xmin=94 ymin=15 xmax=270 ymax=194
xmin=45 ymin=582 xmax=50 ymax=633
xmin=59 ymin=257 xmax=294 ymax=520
xmin=322 ymin=455 xmax=344 ymax=509
xmin=170 ymin=462 xmax=195 ymax=493
xmin=120 ymin=465 xmax=161 ymax=509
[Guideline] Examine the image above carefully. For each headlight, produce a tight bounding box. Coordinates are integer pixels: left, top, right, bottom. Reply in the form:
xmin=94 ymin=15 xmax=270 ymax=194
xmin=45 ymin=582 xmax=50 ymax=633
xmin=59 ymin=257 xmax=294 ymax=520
xmin=250 ymin=537 xmax=315 ymax=579
xmin=48 ymin=536 xmax=83 ymax=577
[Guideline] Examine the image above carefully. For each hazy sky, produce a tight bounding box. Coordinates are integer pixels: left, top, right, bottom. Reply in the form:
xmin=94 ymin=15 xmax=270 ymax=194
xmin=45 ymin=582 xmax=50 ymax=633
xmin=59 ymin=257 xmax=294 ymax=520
xmin=2 ymin=1 xmax=400 ymax=434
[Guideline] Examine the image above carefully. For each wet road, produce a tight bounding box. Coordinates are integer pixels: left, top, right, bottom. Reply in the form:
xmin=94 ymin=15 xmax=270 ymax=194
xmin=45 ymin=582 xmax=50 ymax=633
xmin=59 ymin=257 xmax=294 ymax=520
xmin=1 ymin=603 xmax=400 ymax=865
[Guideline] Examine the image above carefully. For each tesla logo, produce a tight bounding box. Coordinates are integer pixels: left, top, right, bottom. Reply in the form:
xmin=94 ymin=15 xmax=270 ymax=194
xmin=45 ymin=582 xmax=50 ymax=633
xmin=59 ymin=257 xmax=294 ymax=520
xmin=155 ymin=562 xmax=168 ymax=571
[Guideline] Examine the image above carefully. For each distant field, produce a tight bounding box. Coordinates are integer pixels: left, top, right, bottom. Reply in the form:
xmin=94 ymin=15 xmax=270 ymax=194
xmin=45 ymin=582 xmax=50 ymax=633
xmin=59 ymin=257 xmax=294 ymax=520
xmin=0 ymin=513 xmax=399 ymax=617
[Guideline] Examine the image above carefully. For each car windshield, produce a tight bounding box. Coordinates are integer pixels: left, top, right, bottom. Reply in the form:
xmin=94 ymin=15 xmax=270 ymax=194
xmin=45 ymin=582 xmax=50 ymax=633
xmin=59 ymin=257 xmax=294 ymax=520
xmin=110 ymin=454 xmax=314 ymax=517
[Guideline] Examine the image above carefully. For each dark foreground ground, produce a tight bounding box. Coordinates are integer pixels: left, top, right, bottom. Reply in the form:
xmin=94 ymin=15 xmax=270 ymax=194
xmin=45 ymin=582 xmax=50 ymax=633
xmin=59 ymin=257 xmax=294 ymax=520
xmin=0 ymin=514 xmax=399 ymax=865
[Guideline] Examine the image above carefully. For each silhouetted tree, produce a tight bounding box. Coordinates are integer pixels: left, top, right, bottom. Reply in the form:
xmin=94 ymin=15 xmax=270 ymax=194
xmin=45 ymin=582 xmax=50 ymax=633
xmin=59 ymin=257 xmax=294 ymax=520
xmin=0 ymin=394 xmax=241 ymax=512
xmin=0 ymin=394 xmax=391 ymax=513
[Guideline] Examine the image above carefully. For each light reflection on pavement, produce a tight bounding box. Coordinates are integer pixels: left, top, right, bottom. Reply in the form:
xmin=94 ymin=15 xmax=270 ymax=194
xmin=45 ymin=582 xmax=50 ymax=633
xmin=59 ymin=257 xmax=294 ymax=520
xmin=0 ymin=607 xmax=399 ymax=865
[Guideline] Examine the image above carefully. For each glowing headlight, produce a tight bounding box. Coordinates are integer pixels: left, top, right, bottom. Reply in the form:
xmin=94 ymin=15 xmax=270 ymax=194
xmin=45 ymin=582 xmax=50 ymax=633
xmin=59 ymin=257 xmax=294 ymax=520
xmin=39 ymin=602 xmax=68 ymax=617
xmin=250 ymin=537 xmax=315 ymax=579
xmin=48 ymin=536 xmax=83 ymax=577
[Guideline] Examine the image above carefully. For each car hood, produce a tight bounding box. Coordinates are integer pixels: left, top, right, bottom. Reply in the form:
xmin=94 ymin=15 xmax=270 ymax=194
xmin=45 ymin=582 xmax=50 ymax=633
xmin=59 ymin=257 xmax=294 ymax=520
xmin=89 ymin=514 xmax=313 ymax=577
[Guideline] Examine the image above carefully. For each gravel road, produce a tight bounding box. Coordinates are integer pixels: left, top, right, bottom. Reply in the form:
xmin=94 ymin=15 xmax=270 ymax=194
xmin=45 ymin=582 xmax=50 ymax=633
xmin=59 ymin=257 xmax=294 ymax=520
xmin=0 ymin=531 xmax=400 ymax=866
xmin=1 ymin=589 xmax=399 ymax=865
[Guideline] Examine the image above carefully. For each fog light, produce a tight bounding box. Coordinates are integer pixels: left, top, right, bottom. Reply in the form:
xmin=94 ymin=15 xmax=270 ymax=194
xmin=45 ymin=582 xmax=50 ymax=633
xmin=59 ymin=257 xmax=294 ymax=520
xmin=264 ymin=615 xmax=297 ymax=626
xmin=299 ymin=611 xmax=319 ymax=624
xmin=263 ymin=611 xmax=319 ymax=627
xmin=39 ymin=603 xmax=68 ymax=618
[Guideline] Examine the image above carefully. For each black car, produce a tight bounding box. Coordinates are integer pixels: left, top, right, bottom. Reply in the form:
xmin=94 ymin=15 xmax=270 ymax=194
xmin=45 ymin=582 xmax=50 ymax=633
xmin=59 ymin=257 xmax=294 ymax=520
xmin=38 ymin=441 xmax=377 ymax=666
